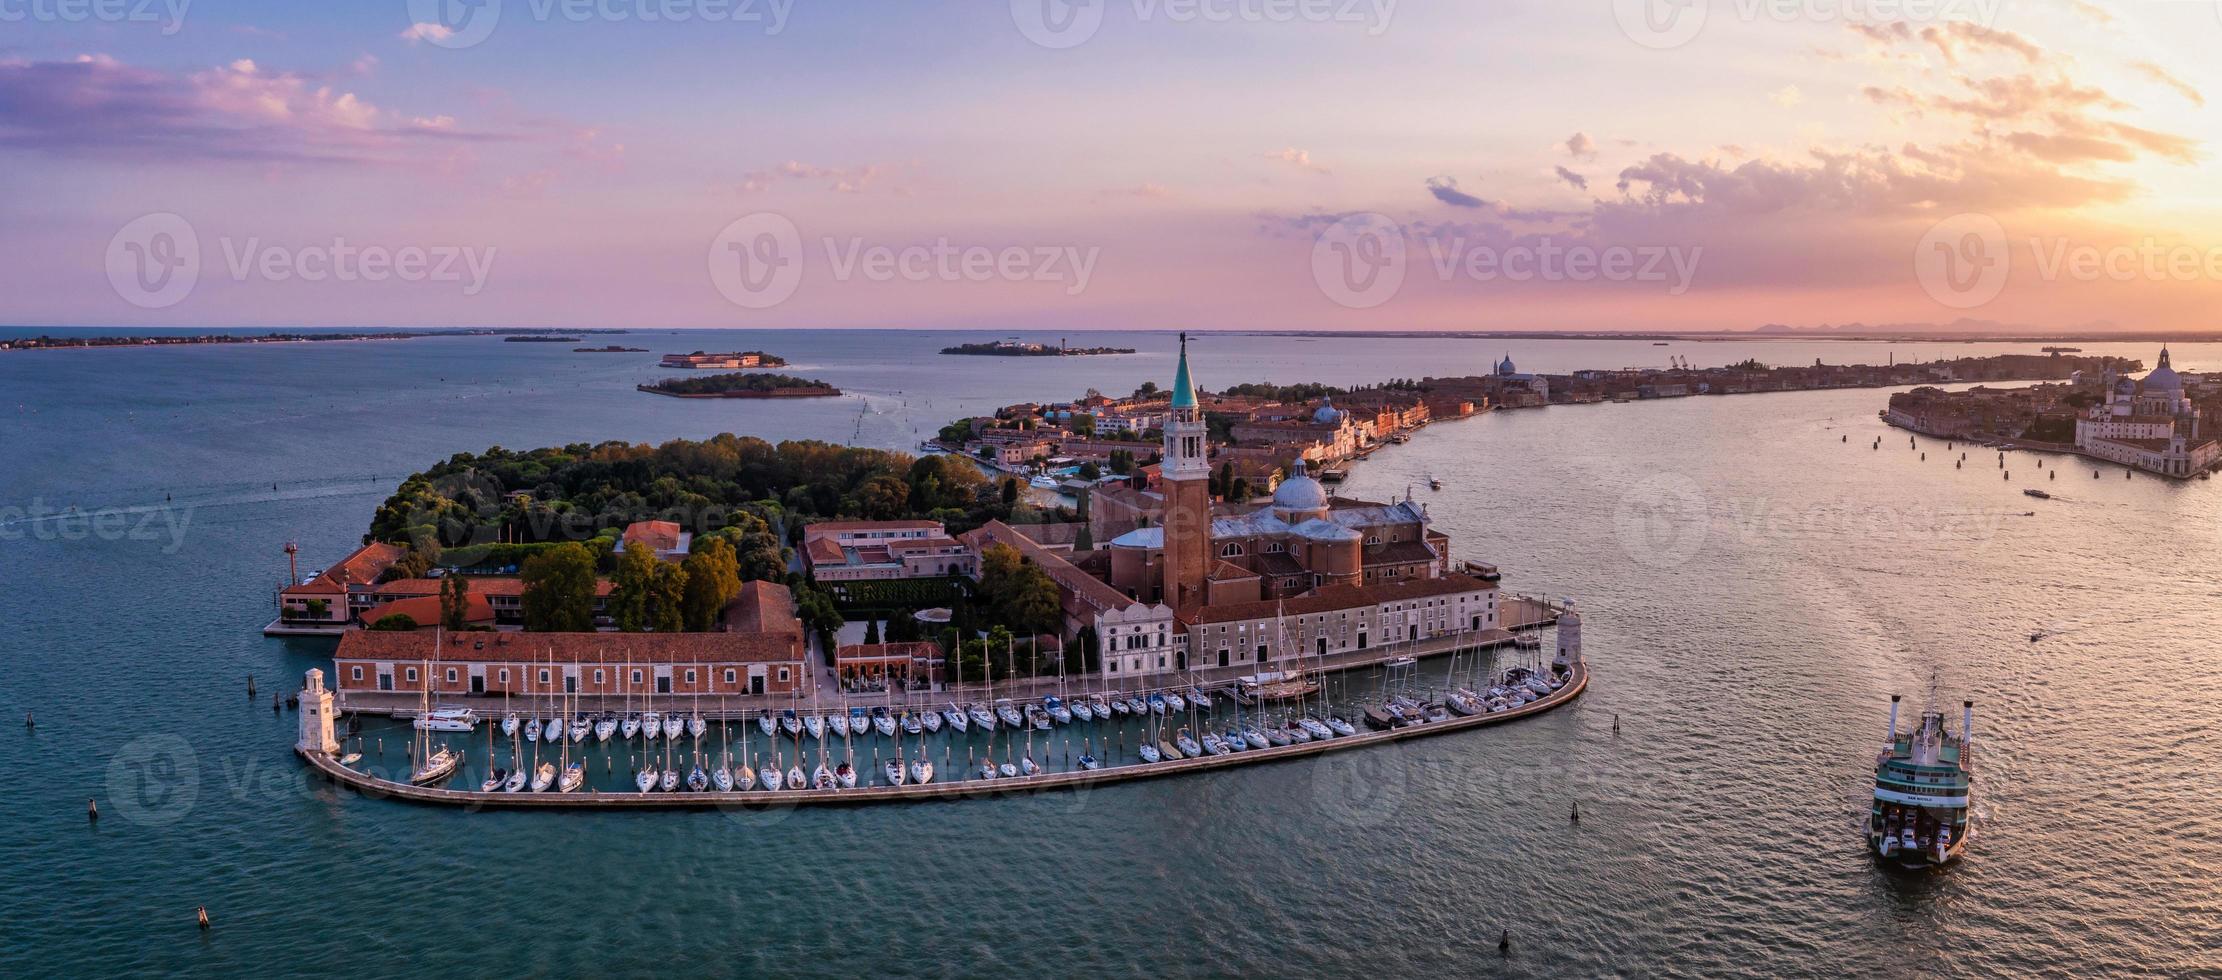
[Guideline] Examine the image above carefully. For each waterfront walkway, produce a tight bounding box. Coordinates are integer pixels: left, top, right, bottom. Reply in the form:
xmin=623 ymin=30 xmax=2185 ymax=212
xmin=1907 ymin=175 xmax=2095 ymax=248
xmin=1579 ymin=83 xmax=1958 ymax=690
xmin=298 ymin=659 xmax=1588 ymax=809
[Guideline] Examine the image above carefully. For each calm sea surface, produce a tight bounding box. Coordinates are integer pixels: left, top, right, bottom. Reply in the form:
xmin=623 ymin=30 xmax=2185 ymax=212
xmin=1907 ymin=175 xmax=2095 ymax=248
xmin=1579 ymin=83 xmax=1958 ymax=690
xmin=2 ymin=329 xmax=2217 ymax=976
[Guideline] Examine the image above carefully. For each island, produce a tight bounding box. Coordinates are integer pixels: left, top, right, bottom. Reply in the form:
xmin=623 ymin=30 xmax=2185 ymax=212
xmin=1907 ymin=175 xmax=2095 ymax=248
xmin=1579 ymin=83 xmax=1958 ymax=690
xmin=575 ymin=345 xmax=650 ymax=353
xmin=503 ymin=335 xmax=584 ymax=343
xmin=0 ymin=328 xmax=628 ymax=352
xmin=660 ymin=350 xmax=788 ymax=369
xmin=940 ymin=340 xmax=1136 ymax=357
xmin=637 ymin=372 xmax=840 ymax=399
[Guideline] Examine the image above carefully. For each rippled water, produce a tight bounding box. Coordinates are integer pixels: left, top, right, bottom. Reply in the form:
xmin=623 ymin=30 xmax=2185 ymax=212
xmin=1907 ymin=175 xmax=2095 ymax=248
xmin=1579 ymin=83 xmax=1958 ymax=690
xmin=3 ymin=329 xmax=2217 ymax=975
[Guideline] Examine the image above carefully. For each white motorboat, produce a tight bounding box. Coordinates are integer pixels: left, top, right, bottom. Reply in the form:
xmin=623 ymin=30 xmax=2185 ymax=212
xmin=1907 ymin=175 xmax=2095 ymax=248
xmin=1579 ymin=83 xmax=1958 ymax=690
xmin=830 ymin=712 xmax=851 ymax=738
xmin=1020 ymin=755 xmax=1039 ymax=776
xmin=1078 ymin=755 xmax=1100 ymax=771
xmin=998 ymin=761 xmax=1018 ymax=779
xmin=1092 ymin=696 xmax=1114 ymax=718
xmin=836 ymin=763 xmax=857 ymax=788
xmin=996 ymin=700 xmax=1023 ymax=729
xmin=1176 ymin=731 xmax=1203 ymax=757
xmin=530 ymin=761 xmax=556 ymax=792
xmin=1202 ymin=734 xmax=1230 ymax=756
xmin=524 ymin=718 xmax=541 ymax=743
xmin=658 ymin=768 xmax=679 ymax=792
xmin=502 ymin=768 xmax=526 ymax=793
xmin=712 ymin=766 xmax=734 ymax=792
xmin=1148 ymin=694 xmax=1168 ymax=715
xmin=872 ymin=708 xmax=896 ymax=737
xmin=902 ymin=711 xmax=923 ymax=736
xmin=1128 ymin=697 xmax=1150 ymax=716
xmin=1283 ymin=721 xmax=1313 ymax=743
xmin=687 ymin=767 xmax=709 ymax=792
xmin=635 ymin=765 xmax=658 ymax=793
xmin=922 ymin=709 xmax=943 ymax=734
xmin=559 ymin=762 xmax=585 ymax=793
xmin=568 ymin=719 xmax=589 ymax=743
xmin=621 ymin=715 xmax=642 ymax=739
xmin=542 ymin=717 xmax=563 ymax=742
xmin=500 ymin=714 xmax=519 ymax=738
xmin=642 ymin=712 xmax=662 ymax=740
xmin=757 ymin=712 xmax=776 ymax=736
xmin=1300 ymin=717 xmax=1334 ymax=740
xmin=759 ymin=766 xmax=783 ymax=791
xmin=910 ymin=760 xmax=933 ymax=785
xmin=850 ymin=708 xmax=871 ymax=736
xmin=594 ymin=716 xmax=617 ymax=742
xmin=969 ymin=703 xmax=997 ymax=731
xmin=480 ymin=769 xmax=509 ymax=793
xmin=1261 ymin=727 xmax=1289 ymax=748
xmin=804 ymin=714 xmax=825 ymax=740
xmin=410 ymin=746 xmax=461 ymax=786
xmin=687 ymin=715 xmax=706 ymax=740
xmin=1325 ymin=715 xmax=1357 ymax=737
xmin=1109 ymin=696 xmax=1132 ymax=717
xmin=977 ymin=760 xmax=997 ymax=780
xmin=784 ymin=765 xmax=805 ymax=790
xmin=1187 ymin=687 xmax=1212 ymax=709
xmin=1044 ymin=697 xmax=1073 ymax=725
xmin=884 ymin=759 xmax=907 ymax=786
xmin=734 ymin=765 xmax=756 ymax=791
xmin=1026 ymin=705 xmax=1052 ymax=731
xmin=944 ymin=705 xmax=969 ymax=732
xmin=813 ymin=766 xmax=836 ymax=790
xmin=1221 ymin=729 xmax=1247 ymax=752
xmin=413 ymin=706 xmax=478 ymax=733
xmin=781 ymin=711 xmax=801 ymax=736
xmin=1164 ymin=692 xmax=1186 ymax=713
xmin=1139 ymin=742 xmax=1162 ymax=763
xmin=1071 ymin=700 xmax=1094 ymax=723
xmin=662 ymin=715 xmax=684 ymax=740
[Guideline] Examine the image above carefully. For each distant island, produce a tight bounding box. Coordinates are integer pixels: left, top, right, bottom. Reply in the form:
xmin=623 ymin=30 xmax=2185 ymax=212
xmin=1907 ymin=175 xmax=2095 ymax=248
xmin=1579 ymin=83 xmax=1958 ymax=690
xmin=504 ymin=335 xmax=584 ymax=343
xmin=575 ymin=345 xmax=649 ymax=353
xmin=638 ymin=372 xmax=840 ymax=399
xmin=941 ymin=340 xmax=1135 ymax=357
xmin=660 ymin=350 xmax=789 ymax=369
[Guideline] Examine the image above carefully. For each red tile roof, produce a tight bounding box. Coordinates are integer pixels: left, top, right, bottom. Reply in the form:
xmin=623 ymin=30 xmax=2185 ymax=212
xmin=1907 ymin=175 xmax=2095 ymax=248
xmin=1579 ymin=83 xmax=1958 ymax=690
xmin=281 ymin=541 xmax=407 ymax=595
xmin=723 ymin=580 xmax=802 ymax=637
xmin=357 ymin=593 xmax=495 ymax=628
xmin=334 ymin=628 xmax=802 ymax=666
xmin=803 ymin=519 xmax=942 ymax=534
xmin=620 ymin=520 xmax=685 ymax=553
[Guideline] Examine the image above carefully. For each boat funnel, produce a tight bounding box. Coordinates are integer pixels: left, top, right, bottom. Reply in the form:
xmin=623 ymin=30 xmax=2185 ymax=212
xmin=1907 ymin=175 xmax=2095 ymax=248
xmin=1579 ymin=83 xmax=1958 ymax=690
xmin=1886 ymin=694 xmax=1901 ymax=742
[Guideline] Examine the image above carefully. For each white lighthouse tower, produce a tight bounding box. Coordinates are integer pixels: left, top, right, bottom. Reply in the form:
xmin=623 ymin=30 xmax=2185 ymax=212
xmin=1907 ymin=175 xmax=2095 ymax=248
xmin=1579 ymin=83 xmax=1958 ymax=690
xmin=1554 ymin=599 xmax=1583 ymax=669
xmin=298 ymin=668 xmax=338 ymax=756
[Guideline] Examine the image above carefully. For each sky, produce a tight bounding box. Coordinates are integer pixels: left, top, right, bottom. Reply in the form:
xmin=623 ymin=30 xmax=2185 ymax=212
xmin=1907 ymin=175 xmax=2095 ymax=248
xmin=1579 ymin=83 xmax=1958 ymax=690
xmin=1 ymin=0 xmax=2218 ymax=333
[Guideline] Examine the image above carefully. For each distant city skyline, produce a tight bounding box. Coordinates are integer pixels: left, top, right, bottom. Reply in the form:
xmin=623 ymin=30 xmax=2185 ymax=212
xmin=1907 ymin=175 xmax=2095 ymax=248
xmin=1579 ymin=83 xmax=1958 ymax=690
xmin=3 ymin=2 xmax=2218 ymax=332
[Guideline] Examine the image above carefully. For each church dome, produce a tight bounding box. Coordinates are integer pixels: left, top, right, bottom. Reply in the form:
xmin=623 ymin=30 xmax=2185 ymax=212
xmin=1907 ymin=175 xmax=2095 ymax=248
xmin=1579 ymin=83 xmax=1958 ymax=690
xmin=1273 ymin=458 xmax=1329 ymax=516
xmin=1496 ymin=353 xmax=1517 ymax=375
xmin=2143 ymin=347 xmax=2182 ymax=392
xmin=1312 ymin=397 xmax=1344 ymax=425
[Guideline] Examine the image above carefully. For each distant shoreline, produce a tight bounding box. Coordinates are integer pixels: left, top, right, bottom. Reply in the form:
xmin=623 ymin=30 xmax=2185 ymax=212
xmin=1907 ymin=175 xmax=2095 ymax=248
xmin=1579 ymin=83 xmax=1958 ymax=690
xmin=635 ymin=385 xmax=841 ymax=399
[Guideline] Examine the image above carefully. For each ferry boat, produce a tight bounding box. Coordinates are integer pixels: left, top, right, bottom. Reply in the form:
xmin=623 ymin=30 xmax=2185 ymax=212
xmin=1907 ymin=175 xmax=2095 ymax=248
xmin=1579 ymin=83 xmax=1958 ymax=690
xmin=412 ymin=706 xmax=478 ymax=733
xmin=1867 ymin=694 xmax=1976 ymax=868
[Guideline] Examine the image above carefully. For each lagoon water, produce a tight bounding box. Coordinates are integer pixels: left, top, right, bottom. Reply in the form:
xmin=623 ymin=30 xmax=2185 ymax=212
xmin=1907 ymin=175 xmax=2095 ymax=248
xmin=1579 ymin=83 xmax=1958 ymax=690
xmin=2 ymin=329 xmax=2218 ymax=976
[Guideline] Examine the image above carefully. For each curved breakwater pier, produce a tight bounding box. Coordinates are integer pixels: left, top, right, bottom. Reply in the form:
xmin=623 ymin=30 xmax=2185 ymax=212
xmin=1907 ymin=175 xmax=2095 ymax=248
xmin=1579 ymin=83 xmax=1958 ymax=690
xmin=296 ymin=662 xmax=1589 ymax=810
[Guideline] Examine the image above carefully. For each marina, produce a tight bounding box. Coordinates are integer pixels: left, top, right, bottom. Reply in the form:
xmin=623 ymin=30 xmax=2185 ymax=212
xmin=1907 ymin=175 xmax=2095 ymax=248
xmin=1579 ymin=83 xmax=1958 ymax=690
xmin=298 ymin=646 xmax=1589 ymax=808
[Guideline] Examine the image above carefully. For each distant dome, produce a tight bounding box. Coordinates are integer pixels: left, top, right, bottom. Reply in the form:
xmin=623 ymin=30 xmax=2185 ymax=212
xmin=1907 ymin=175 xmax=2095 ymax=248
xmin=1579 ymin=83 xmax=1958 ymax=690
xmin=1496 ymin=353 xmax=1517 ymax=375
xmin=1273 ymin=459 xmax=1329 ymax=516
xmin=1312 ymin=396 xmax=1344 ymax=425
xmin=2143 ymin=347 xmax=2182 ymax=392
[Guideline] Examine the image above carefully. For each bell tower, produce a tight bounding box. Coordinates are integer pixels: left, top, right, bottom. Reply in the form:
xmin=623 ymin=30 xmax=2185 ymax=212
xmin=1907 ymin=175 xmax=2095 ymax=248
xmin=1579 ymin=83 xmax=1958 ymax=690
xmin=1160 ymin=333 xmax=1212 ymax=612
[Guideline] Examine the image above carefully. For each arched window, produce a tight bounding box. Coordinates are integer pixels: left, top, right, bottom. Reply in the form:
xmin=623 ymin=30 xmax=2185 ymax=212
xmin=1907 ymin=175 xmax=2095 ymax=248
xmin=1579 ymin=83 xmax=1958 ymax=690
xmin=1219 ymin=542 xmax=1245 ymax=558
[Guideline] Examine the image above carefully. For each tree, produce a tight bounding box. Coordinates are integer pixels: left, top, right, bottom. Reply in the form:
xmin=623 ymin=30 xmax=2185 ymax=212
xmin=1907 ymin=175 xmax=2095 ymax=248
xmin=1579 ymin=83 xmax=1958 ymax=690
xmin=648 ymin=562 xmax=688 ymax=633
xmin=521 ymin=541 xmax=598 ymax=632
xmin=1000 ymin=477 xmax=1020 ymax=507
xmin=977 ymin=542 xmax=1061 ymax=636
xmin=609 ymin=540 xmax=658 ymax=632
xmin=368 ymin=613 xmax=418 ymax=632
xmin=680 ymin=537 xmax=743 ymax=631
xmin=440 ymin=575 xmax=471 ymax=631
xmin=1072 ymin=413 xmax=1096 ymax=437
xmin=1076 ymin=461 xmax=1101 ymax=481
xmin=303 ymin=598 xmax=329 ymax=621
xmin=852 ymin=474 xmax=911 ymax=520
xmin=864 ymin=617 xmax=882 ymax=644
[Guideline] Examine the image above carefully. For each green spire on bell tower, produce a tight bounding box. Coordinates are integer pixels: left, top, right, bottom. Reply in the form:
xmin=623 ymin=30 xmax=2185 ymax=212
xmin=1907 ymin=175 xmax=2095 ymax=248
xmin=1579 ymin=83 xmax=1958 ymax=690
xmin=1170 ymin=331 xmax=1198 ymax=410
